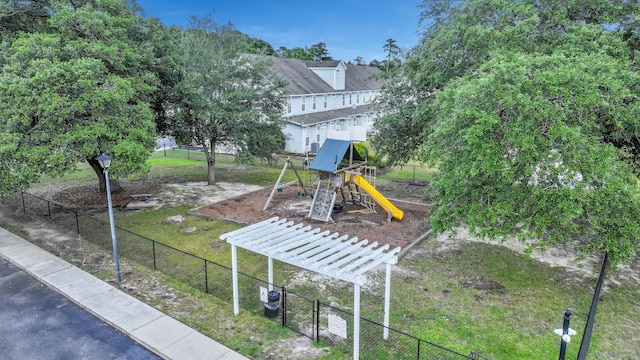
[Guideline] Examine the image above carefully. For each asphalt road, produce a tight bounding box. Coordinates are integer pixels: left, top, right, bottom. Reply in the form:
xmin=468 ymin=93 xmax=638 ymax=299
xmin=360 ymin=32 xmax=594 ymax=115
xmin=0 ymin=256 xmax=161 ymax=360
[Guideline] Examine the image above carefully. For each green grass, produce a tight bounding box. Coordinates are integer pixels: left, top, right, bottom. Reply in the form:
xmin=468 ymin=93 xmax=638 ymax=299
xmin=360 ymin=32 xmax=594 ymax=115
xmin=111 ymin=201 xmax=640 ymax=359
xmin=111 ymin=207 xmax=289 ymax=280
xmin=148 ymin=150 xmax=314 ymax=186
xmin=378 ymin=163 xmax=438 ymax=183
xmin=391 ymin=242 xmax=590 ymax=359
xmin=149 ymin=149 xmax=236 ymax=166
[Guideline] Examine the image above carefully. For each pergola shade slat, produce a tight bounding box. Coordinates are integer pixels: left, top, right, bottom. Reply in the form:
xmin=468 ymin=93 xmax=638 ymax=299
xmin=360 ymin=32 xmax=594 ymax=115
xmin=221 ymin=217 xmax=400 ymax=286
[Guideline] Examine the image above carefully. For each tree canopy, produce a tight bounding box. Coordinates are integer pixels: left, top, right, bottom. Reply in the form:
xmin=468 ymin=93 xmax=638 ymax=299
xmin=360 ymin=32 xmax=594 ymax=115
xmin=373 ymin=0 xmax=640 ymax=262
xmin=0 ymin=0 xmax=159 ymax=195
xmin=171 ymin=14 xmax=288 ymax=185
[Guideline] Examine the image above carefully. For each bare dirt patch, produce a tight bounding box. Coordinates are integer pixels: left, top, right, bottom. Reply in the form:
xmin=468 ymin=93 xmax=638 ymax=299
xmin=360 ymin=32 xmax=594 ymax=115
xmin=194 ymin=182 xmax=430 ymax=250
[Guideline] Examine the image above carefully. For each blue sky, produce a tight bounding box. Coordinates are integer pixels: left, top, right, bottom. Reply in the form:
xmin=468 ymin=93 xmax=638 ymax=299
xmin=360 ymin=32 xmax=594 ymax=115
xmin=136 ymin=0 xmax=423 ymax=63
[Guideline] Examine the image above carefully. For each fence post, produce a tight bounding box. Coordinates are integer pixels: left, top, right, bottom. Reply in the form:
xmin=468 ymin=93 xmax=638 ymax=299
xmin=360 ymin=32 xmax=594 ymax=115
xmin=21 ymin=192 xmax=26 ymax=214
xmin=75 ymin=211 xmax=80 ymax=234
xmin=152 ymin=241 xmax=157 ymax=270
xmin=315 ymin=299 xmax=320 ymax=342
xmin=558 ymin=309 xmax=572 ymax=360
xmin=47 ymin=201 xmax=51 ymax=221
xmin=204 ymin=260 xmax=209 ymax=293
xmin=281 ymin=287 xmax=287 ymax=326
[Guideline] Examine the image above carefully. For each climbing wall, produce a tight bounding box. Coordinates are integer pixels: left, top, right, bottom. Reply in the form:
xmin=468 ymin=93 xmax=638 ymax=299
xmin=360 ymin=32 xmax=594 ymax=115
xmin=308 ymin=176 xmax=342 ymax=222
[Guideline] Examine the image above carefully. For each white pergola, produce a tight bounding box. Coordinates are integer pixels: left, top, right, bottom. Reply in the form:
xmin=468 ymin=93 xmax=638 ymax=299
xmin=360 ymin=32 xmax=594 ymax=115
xmin=220 ymin=217 xmax=401 ymax=359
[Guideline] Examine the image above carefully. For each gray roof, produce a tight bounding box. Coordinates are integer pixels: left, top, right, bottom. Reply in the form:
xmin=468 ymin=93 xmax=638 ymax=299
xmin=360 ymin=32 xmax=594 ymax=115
xmin=270 ymin=57 xmax=382 ymax=95
xmin=288 ymin=104 xmax=373 ymax=126
xmin=303 ymin=60 xmax=343 ymax=68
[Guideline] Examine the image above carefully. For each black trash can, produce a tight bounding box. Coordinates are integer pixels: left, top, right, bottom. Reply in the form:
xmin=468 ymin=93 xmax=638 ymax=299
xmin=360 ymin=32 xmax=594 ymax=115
xmin=333 ymin=203 xmax=344 ymax=213
xmin=264 ymin=290 xmax=281 ymax=318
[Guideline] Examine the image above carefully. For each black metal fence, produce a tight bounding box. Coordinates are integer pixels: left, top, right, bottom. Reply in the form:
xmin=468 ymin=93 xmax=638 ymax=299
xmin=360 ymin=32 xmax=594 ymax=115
xmin=3 ymin=191 xmax=488 ymax=360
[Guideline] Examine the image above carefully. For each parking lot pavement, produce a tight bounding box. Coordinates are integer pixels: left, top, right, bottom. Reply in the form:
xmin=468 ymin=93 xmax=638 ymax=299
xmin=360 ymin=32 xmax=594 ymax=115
xmin=0 ymin=256 xmax=161 ymax=360
xmin=0 ymin=226 xmax=249 ymax=360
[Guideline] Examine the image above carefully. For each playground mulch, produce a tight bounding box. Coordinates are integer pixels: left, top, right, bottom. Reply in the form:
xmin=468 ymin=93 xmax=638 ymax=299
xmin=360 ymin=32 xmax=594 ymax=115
xmin=193 ymin=183 xmax=431 ymax=250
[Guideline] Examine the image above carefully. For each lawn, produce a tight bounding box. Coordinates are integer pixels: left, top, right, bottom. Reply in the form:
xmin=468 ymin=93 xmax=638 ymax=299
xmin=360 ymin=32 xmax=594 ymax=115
xmin=113 ymin=201 xmax=640 ymax=359
xmin=19 ymin=150 xmax=640 ymax=359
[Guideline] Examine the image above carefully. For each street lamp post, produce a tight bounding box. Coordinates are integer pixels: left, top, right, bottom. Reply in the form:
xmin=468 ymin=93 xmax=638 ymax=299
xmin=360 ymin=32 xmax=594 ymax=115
xmin=97 ymin=153 xmax=121 ymax=283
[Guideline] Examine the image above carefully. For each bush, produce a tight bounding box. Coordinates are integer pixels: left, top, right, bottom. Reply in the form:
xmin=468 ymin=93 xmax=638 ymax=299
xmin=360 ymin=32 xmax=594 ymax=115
xmin=354 ymin=142 xmax=385 ymax=168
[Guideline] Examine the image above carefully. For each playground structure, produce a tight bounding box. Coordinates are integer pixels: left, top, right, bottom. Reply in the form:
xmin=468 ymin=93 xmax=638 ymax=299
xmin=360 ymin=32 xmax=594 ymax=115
xmin=265 ymin=138 xmax=403 ymax=223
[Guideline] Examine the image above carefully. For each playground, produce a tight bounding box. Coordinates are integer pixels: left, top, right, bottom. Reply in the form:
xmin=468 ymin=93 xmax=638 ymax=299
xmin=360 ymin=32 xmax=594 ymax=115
xmin=193 ymin=183 xmax=429 ymax=249
xmin=194 ymin=139 xmax=430 ymax=250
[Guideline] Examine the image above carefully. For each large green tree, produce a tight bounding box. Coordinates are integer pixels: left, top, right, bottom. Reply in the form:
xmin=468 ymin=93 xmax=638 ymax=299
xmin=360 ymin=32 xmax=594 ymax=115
xmin=308 ymin=42 xmax=332 ymax=61
xmin=373 ymin=0 xmax=640 ymax=262
xmin=0 ymin=0 xmax=158 ymax=196
xmin=172 ymin=14 xmax=288 ymax=185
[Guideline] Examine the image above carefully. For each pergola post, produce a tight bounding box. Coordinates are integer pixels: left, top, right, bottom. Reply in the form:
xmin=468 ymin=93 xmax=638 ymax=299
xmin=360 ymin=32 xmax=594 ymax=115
xmin=231 ymin=244 xmax=239 ymax=315
xmin=268 ymin=256 xmax=274 ymax=291
xmin=384 ymin=262 xmax=391 ymax=339
xmin=354 ymin=283 xmax=361 ymax=360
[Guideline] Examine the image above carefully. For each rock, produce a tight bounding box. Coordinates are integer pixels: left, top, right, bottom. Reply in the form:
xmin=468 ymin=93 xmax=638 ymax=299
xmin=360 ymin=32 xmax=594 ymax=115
xmin=180 ymin=226 xmax=197 ymax=234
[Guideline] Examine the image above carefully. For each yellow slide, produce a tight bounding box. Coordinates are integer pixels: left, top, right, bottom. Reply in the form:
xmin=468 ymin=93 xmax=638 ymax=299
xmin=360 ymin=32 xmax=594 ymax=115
xmin=351 ymin=174 xmax=404 ymax=221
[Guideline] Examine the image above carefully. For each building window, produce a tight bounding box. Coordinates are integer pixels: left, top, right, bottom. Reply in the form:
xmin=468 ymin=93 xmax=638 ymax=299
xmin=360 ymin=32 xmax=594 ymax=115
xmin=305 ymin=137 xmax=309 ymax=146
xmin=301 ymin=96 xmax=306 ymax=112
xmin=342 ymin=94 xmax=345 ymax=106
xmin=323 ymin=95 xmax=328 ymax=109
xmin=349 ymin=93 xmax=352 ymax=105
xmin=286 ymin=98 xmax=292 ymax=114
xmin=316 ymin=125 xmax=320 ymax=142
xmin=356 ymin=93 xmax=360 ymax=104
xmin=312 ymin=95 xmax=317 ymax=110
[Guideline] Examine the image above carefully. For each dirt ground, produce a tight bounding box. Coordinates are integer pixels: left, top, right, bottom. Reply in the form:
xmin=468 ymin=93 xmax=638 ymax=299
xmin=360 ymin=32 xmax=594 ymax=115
xmin=194 ymin=183 xmax=430 ymax=250
xmin=37 ymin=179 xmax=431 ymax=251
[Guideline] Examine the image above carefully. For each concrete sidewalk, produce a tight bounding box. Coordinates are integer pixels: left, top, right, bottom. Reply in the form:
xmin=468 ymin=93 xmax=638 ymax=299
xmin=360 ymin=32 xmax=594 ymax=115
xmin=0 ymin=227 xmax=249 ymax=360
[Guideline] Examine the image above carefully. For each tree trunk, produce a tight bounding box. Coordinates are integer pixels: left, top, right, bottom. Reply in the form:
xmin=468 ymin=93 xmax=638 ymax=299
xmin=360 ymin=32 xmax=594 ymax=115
xmin=87 ymin=157 xmax=122 ymax=193
xmin=206 ymin=145 xmax=216 ymax=185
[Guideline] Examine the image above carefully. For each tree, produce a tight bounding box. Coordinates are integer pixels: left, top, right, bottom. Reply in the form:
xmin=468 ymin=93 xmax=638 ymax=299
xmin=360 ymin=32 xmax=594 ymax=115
xmin=382 ymin=38 xmax=402 ymax=72
xmin=232 ymin=31 xmax=276 ymax=55
xmin=309 ymin=42 xmax=332 ymax=61
xmin=275 ymin=45 xmax=314 ymax=60
xmin=353 ymin=56 xmax=365 ymax=65
xmin=172 ymin=14 xmax=288 ymax=185
xmin=140 ymin=19 xmax=184 ymax=136
xmin=0 ymin=0 xmax=52 ymax=33
xmin=0 ymin=0 xmax=158 ymax=197
xmin=373 ymin=0 xmax=640 ymax=262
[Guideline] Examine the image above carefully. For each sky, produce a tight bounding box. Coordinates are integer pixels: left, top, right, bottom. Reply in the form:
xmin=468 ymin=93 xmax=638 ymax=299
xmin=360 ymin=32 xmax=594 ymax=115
xmin=135 ymin=0 xmax=424 ymax=63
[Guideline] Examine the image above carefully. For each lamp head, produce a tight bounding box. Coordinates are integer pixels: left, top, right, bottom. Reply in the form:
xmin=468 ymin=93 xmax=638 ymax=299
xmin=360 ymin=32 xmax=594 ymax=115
xmin=96 ymin=153 xmax=113 ymax=169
